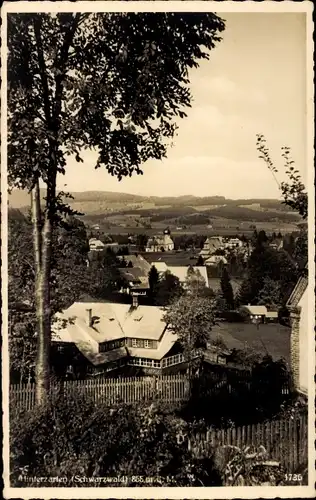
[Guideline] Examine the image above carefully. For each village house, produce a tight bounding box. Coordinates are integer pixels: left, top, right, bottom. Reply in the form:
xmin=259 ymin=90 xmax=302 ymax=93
xmin=265 ymin=311 xmax=279 ymax=323
xmin=204 ymin=255 xmax=228 ymax=267
xmin=118 ymin=268 xmax=150 ymax=297
xmin=224 ymin=237 xmax=243 ymax=249
xmin=239 ymin=305 xmax=267 ymax=323
xmin=52 ymin=299 xmax=185 ymax=376
xmin=145 ymin=231 xmax=174 ymax=252
xmin=199 ymin=236 xmax=224 ymax=259
xmin=286 ymin=264 xmax=308 ymax=396
xmin=117 ymin=254 xmax=151 ymax=296
xmin=239 ymin=304 xmax=279 ymax=324
xmin=205 ymin=343 xmax=230 ymax=365
xmin=150 ymin=262 xmax=209 ymax=288
xmin=89 ymin=238 xmax=105 ymax=252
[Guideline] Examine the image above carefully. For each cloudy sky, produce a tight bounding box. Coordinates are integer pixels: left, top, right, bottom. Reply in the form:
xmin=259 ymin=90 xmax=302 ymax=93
xmin=57 ymin=12 xmax=307 ymax=199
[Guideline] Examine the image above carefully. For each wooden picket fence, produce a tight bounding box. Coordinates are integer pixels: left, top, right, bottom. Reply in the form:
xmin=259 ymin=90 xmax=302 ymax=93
xmin=10 ymin=370 xmax=292 ymax=412
xmin=189 ymin=413 xmax=308 ymax=472
xmin=10 ymin=374 xmax=190 ymax=411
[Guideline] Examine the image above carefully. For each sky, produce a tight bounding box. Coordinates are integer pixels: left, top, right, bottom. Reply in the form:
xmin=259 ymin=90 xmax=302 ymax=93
xmin=57 ymin=12 xmax=307 ymax=199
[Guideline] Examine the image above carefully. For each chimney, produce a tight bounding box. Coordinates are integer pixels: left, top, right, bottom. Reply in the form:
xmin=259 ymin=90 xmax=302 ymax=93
xmin=86 ymin=308 xmax=93 ymax=327
xmin=132 ymin=295 xmax=139 ymax=308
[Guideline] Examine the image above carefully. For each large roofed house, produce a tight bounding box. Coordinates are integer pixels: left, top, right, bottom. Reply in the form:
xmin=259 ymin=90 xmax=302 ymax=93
xmin=286 ymin=264 xmax=309 ymax=395
xmin=52 ymin=301 xmax=183 ymax=376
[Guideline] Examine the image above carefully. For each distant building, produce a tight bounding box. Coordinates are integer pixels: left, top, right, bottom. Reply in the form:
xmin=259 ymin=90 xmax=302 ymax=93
xmin=204 ymin=255 xmax=228 ymax=266
xmin=265 ymin=311 xmax=279 ymax=323
xmin=205 ymin=344 xmax=230 ymax=365
xmin=286 ymin=264 xmax=308 ymax=395
xmin=150 ymin=263 xmax=209 ymax=288
xmin=269 ymin=238 xmax=284 ymax=251
xmin=119 ymin=268 xmax=150 ymax=297
xmin=89 ymin=238 xmax=105 ymax=251
xmin=199 ymin=236 xmax=224 ymax=258
xmin=239 ymin=305 xmax=268 ymax=323
xmin=146 ymin=233 xmax=174 ymax=252
xmin=239 ymin=305 xmax=279 ymax=324
xmin=224 ymin=238 xmax=243 ymax=249
xmin=117 ymin=254 xmax=151 ymax=296
xmin=52 ymin=300 xmax=184 ymax=376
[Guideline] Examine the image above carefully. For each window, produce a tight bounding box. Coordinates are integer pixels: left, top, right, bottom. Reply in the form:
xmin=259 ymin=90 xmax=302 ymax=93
xmin=127 ymin=357 xmax=159 ymax=368
xmin=144 ymin=340 xmax=150 ymax=349
xmin=208 ymin=352 xmax=217 ymax=362
xmin=132 ymin=339 xmax=138 ymax=348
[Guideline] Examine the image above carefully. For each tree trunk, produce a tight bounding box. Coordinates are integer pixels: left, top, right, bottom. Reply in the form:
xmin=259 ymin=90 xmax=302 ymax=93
xmin=36 ymin=215 xmax=53 ymax=402
xmin=31 ymin=180 xmax=51 ymax=404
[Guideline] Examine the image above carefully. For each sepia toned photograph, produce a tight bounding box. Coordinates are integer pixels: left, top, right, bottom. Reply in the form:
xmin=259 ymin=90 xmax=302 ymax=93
xmin=1 ymin=1 xmax=315 ymax=498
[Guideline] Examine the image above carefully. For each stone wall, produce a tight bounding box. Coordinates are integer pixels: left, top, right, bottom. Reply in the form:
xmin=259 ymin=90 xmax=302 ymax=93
xmin=289 ymin=305 xmax=301 ymax=391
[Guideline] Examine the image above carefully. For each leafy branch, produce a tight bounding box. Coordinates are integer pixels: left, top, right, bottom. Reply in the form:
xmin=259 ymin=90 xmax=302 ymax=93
xmin=256 ymin=134 xmax=307 ymax=219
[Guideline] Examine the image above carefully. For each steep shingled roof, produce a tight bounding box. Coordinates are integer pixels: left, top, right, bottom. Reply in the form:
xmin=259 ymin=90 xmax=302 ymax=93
xmin=286 ymin=263 xmax=308 ymax=308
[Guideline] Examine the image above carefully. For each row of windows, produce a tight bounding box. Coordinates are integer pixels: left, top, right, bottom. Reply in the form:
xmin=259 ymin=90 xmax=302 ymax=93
xmin=99 ymin=338 xmax=157 ymax=352
xmin=99 ymin=338 xmax=125 ymax=352
xmin=128 ymin=357 xmax=161 ymax=368
xmin=128 ymin=354 xmax=185 ymax=369
xmin=161 ymin=354 xmax=184 ymax=368
xmin=129 ymin=338 xmax=156 ymax=349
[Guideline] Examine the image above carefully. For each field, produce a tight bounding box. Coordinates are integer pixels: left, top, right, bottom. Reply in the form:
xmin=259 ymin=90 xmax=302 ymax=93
xmin=10 ymin=189 xmax=301 ymax=236
xmin=209 ymin=322 xmax=291 ymax=365
xmin=84 ymin=219 xmax=298 ymax=237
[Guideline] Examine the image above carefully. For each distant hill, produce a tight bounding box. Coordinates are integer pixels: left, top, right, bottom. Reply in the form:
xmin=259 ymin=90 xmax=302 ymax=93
xmin=8 ymin=188 xmax=300 ymax=224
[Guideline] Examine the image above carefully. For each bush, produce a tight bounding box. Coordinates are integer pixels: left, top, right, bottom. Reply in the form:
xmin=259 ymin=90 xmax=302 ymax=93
xmin=10 ymin=389 xmax=222 ymax=487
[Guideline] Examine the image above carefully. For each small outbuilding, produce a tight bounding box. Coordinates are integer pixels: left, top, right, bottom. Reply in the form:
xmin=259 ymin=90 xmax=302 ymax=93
xmin=239 ymin=305 xmax=267 ymax=323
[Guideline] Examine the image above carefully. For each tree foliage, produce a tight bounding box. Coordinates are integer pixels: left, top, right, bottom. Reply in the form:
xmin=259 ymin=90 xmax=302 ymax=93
xmin=237 ymin=236 xmax=298 ymax=306
xmin=185 ymin=266 xmax=208 ymax=296
xmin=163 ymin=294 xmax=216 ymax=377
xmin=148 ymin=265 xmax=160 ymax=300
xmin=148 ymin=268 xmax=184 ymax=306
xmin=220 ymin=267 xmax=235 ymax=310
xmin=256 ymin=134 xmax=307 ymax=219
xmin=8 ymin=210 xmax=90 ymax=382
xmin=10 ymin=393 xmax=222 ymax=486
xmin=257 ymin=278 xmax=282 ymax=310
xmin=156 ymin=270 xmax=184 ymax=306
xmin=9 ymin=12 xmax=225 ymax=190
xmin=8 ymin=11 xmax=225 ymax=399
xmin=88 ymin=248 xmax=125 ymax=299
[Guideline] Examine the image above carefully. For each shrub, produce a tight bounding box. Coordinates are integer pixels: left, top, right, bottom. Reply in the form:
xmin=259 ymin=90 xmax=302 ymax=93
xmin=10 ymin=390 xmax=222 ymax=486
